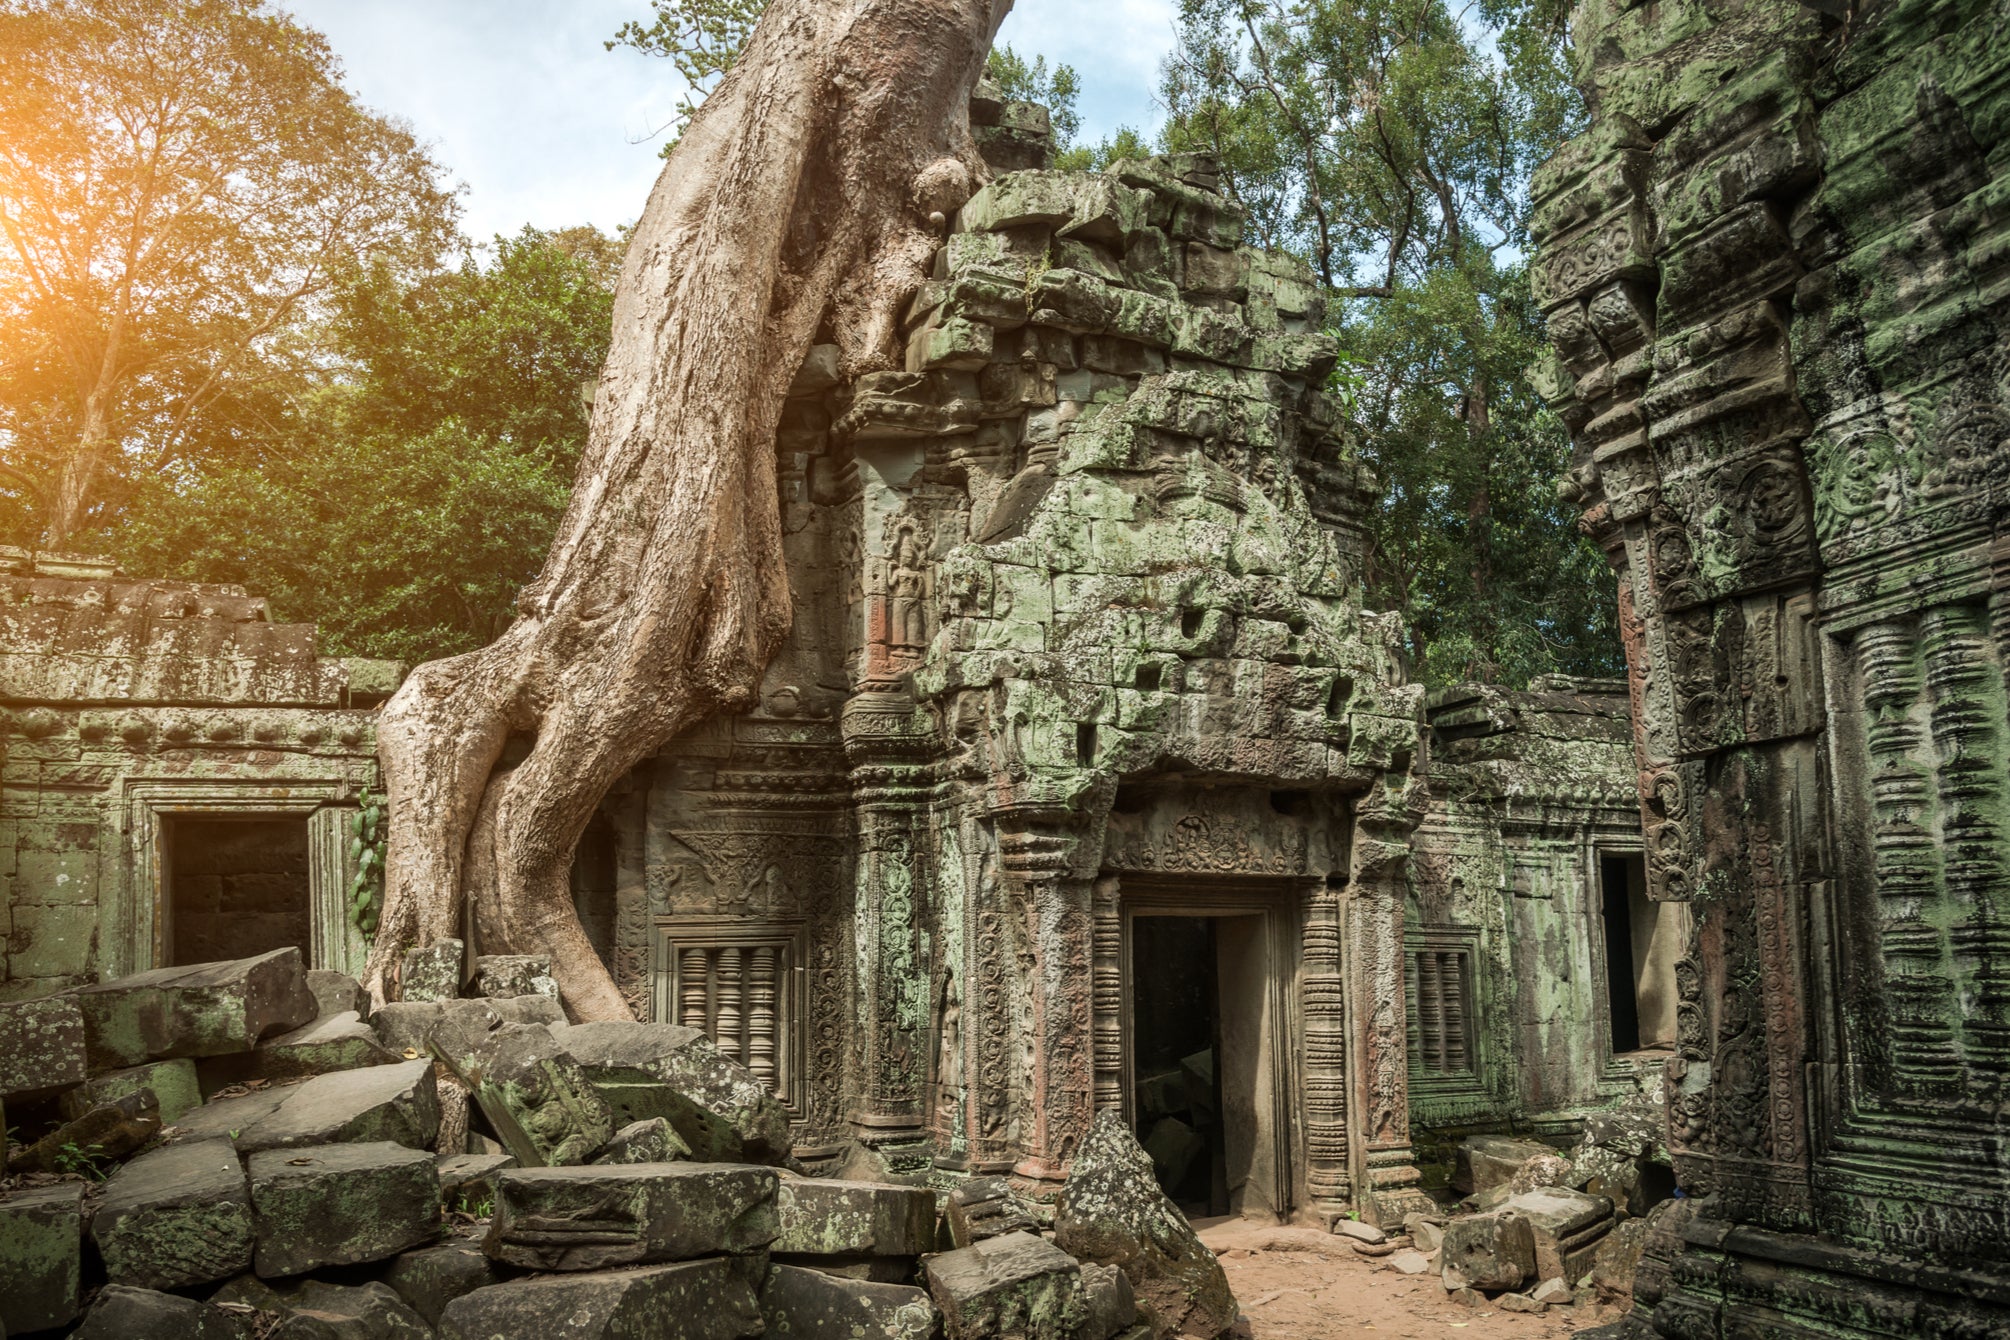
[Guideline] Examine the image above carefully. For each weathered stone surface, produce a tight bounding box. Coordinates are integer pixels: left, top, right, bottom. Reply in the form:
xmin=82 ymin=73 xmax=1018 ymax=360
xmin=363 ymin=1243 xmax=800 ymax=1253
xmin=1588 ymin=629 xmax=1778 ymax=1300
xmin=248 ymin=1141 xmax=440 ymax=1276
xmin=0 ymin=994 xmax=87 ymax=1101
xmin=371 ymin=993 xmax=563 ymax=1056
xmin=470 ymin=954 xmax=558 ymax=1000
xmin=305 ymin=969 xmax=370 ymax=1020
xmin=71 ymin=1285 xmax=251 ymax=1340
xmin=1403 ymin=1214 xmax=1444 ymax=1254
xmin=594 ymin=1116 xmax=691 ymax=1165
xmin=774 ymin=1177 xmax=936 ymax=1257
xmin=1078 ymin=1262 xmax=1139 ymax=1340
xmin=437 ymin=1150 xmax=515 ymax=1206
xmin=1333 ymin=1218 xmax=1386 ymax=1245
xmin=93 ymin=1138 xmax=254 ymax=1289
xmin=219 ymin=1278 xmax=433 ymax=1340
xmin=1587 ymin=1215 xmax=1649 ymax=1300
xmin=1506 ymin=1187 xmax=1612 ymax=1284
xmin=552 ymin=1021 xmax=791 ymax=1164
xmin=1499 ymin=1291 xmax=1545 ymax=1314
xmin=398 ymin=939 xmax=462 ymax=1004
xmin=198 ymin=1010 xmax=400 ymax=1089
xmin=1054 ymin=1111 xmax=1236 ymax=1339
xmin=0 ymin=1182 xmax=85 ymax=1333
xmin=384 ymin=1242 xmax=505 ymax=1327
xmin=925 ymin=1230 xmax=1085 ymax=1340
xmin=432 ymin=1020 xmax=612 ymax=1167
xmin=63 ymin=1056 xmax=201 ymax=1124
xmin=1531 ymin=1276 xmax=1573 ymax=1306
xmin=945 ymin=1176 xmax=1036 ymax=1247
xmin=192 ymin=1057 xmax=440 ymax=1153
xmin=440 ymin=1259 xmax=764 ymax=1340
xmin=70 ymin=948 xmax=319 ymax=1069
xmin=759 ymin=1263 xmax=940 ymax=1340
xmin=1459 ymin=1136 xmax=1557 ymax=1195
xmin=484 ymin=1162 xmax=779 ymax=1271
xmin=8 ymin=1086 xmax=160 ymax=1173
xmin=1441 ymin=1206 xmax=1535 ymax=1294
xmin=1390 ymin=1248 xmax=1434 ymax=1275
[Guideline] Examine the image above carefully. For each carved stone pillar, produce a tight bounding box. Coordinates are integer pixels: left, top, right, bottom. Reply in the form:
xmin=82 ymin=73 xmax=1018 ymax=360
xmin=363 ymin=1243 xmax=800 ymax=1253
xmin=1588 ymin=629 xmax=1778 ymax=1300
xmin=1299 ymin=877 xmax=1353 ymax=1223
xmin=1090 ymin=875 xmax=1124 ymax=1116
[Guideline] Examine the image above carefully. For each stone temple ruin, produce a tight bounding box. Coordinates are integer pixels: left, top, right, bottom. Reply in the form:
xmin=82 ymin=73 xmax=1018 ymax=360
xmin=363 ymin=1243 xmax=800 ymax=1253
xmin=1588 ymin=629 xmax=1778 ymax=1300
xmin=2 ymin=0 xmax=2005 ymax=1326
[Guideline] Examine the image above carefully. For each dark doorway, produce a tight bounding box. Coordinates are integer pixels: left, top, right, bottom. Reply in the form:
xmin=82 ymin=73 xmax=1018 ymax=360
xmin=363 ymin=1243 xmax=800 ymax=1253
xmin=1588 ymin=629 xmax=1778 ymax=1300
xmin=1600 ymin=855 xmax=1642 ymax=1054
xmin=167 ymin=815 xmax=312 ymax=967
xmin=1130 ymin=915 xmax=1227 ymax=1216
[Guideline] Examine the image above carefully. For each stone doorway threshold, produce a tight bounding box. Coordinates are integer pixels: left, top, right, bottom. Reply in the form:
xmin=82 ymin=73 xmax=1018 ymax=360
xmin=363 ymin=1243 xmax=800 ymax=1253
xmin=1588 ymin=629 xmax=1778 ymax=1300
xmin=1194 ymin=1217 xmax=1629 ymax=1338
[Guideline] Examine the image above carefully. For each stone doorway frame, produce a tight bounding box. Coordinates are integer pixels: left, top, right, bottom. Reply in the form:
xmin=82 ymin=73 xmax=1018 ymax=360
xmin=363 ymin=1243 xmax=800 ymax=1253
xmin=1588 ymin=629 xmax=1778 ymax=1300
xmin=1102 ymin=875 xmax=1305 ymax=1219
xmin=116 ymin=778 xmax=365 ymax=979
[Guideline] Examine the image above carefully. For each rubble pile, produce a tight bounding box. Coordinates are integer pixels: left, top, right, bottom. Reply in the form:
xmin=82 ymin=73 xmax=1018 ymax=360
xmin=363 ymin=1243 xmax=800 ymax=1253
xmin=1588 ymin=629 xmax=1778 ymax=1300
xmin=0 ymin=946 xmax=1230 ymax=1338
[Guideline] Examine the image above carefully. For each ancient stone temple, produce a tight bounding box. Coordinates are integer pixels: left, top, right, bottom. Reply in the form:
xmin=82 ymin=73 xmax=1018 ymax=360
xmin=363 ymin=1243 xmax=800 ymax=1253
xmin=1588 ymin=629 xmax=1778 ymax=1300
xmin=1530 ymin=0 xmax=2010 ymax=1330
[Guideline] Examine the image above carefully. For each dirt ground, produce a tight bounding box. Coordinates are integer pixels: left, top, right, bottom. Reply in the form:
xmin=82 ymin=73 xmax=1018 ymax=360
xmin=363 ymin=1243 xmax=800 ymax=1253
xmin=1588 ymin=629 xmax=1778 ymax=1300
xmin=1196 ymin=1218 xmax=1629 ymax=1340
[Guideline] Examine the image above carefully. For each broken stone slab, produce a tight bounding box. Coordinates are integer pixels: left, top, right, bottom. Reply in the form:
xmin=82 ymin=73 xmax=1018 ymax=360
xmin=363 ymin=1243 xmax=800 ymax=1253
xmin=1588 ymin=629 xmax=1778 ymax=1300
xmin=248 ymin=1141 xmax=441 ymax=1277
xmin=384 ymin=1242 xmax=505 ymax=1327
xmin=1506 ymin=1187 xmax=1614 ymax=1284
xmin=93 ymin=1138 xmax=254 ymax=1289
xmin=925 ymin=1230 xmax=1086 ymax=1340
xmin=1589 ymin=1215 xmax=1650 ymax=1299
xmin=216 ymin=1277 xmax=433 ymax=1340
xmin=594 ymin=1116 xmax=692 ymax=1165
xmin=1389 ymin=1248 xmax=1435 ymax=1275
xmin=197 ymin=1010 xmax=401 ymax=1090
xmin=306 ymin=969 xmax=370 ymax=1020
xmin=772 ymin=1255 xmax=919 ymax=1284
xmin=1458 ymin=1135 xmax=1557 ymax=1195
xmin=469 ymin=954 xmax=558 ymax=1000
xmin=760 ymin=1262 xmax=940 ymax=1340
xmin=372 ymin=992 xmax=565 ymax=1056
xmin=399 ymin=939 xmax=463 ymax=1003
xmin=1078 ymin=1262 xmax=1139 ymax=1340
xmin=71 ymin=1285 xmax=251 ymax=1340
xmin=440 ymin=1259 xmax=765 ymax=1340
xmin=189 ymin=1057 xmax=440 ymax=1154
xmin=0 ymin=994 xmax=88 ymax=1101
xmin=437 ymin=1151 xmax=515 ymax=1207
xmin=946 ymin=1175 xmax=1037 ymax=1247
xmin=1333 ymin=1217 xmax=1387 ymax=1245
xmin=774 ymin=1177 xmax=937 ymax=1257
xmin=1441 ymin=1206 xmax=1536 ymax=1294
xmin=1500 ymin=1291 xmax=1546 ymax=1314
xmin=484 ymin=1162 xmax=780 ymax=1271
xmin=1054 ymin=1110 xmax=1237 ymax=1340
xmin=0 ymin=1181 xmax=86 ymax=1333
xmin=7 ymin=1087 xmax=160 ymax=1173
xmin=1404 ymin=1214 xmax=1445 ymax=1254
xmin=63 ymin=1057 xmax=201 ymax=1124
xmin=552 ymin=1020 xmax=793 ymax=1164
xmin=1532 ymin=1276 xmax=1574 ymax=1305
xmin=69 ymin=948 xmax=319 ymax=1070
xmin=431 ymin=1019 xmax=612 ymax=1167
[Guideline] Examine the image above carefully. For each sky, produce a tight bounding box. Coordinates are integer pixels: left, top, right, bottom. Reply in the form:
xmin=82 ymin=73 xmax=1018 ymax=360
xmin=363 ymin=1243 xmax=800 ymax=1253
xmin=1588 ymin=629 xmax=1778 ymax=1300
xmin=281 ymin=0 xmax=1180 ymax=245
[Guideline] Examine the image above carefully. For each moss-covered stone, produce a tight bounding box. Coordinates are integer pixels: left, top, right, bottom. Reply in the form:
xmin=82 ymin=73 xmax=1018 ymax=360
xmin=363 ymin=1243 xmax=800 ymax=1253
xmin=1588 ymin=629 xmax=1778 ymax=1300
xmin=484 ymin=1162 xmax=779 ymax=1272
xmin=92 ymin=1138 xmax=253 ymax=1290
xmin=247 ymin=1140 xmax=440 ymax=1277
xmin=0 ymin=1181 xmax=85 ymax=1333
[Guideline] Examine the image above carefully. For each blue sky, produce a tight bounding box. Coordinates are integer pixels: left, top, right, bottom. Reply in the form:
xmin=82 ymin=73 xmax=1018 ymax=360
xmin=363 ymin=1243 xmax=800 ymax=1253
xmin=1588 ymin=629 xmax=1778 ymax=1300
xmin=282 ymin=0 xmax=1179 ymax=244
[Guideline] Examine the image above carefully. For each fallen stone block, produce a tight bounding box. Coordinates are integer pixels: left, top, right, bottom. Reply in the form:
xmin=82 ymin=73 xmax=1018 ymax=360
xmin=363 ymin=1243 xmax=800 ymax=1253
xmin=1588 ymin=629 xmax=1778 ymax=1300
xmin=93 ymin=1138 xmax=254 ymax=1289
xmin=1389 ymin=1248 xmax=1435 ymax=1275
xmin=70 ymin=948 xmax=319 ymax=1069
xmin=63 ymin=1057 xmax=201 ymax=1124
xmin=946 ymin=1175 xmax=1036 ymax=1247
xmin=1333 ymin=1217 xmax=1386 ymax=1245
xmin=399 ymin=939 xmax=463 ymax=1004
xmin=925 ymin=1230 xmax=1085 ymax=1340
xmin=372 ymin=994 xmax=564 ymax=1056
xmin=1441 ymin=1206 xmax=1536 ymax=1294
xmin=438 ymin=1151 xmax=516 ymax=1207
xmin=7 ymin=1087 xmax=160 ymax=1173
xmin=1510 ymin=1151 xmax=1575 ymax=1195
xmin=1500 ymin=1291 xmax=1546 ymax=1314
xmin=432 ymin=1019 xmax=612 ymax=1167
xmin=199 ymin=1057 xmax=441 ymax=1154
xmin=0 ymin=1181 xmax=86 ymax=1333
xmin=760 ymin=1262 xmax=940 ymax=1340
xmin=553 ymin=1020 xmax=792 ymax=1163
xmin=217 ymin=1277 xmax=433 ymax=1340
xmin=0 ymin=994 xmax=88 ymax=1101
xmin=1532 ymin=1276 xmax=1574 ymax=1305
xmin=306 ymin=969 xmax=370 ymax=1020
xmin=772 ymin=1255 xmax=919 ymax=1284
xmin=1403 ymin=1213 xmax=1444 ymax=1254
xmin=440 ymin=1259 xmax=764 ymax=1340
xmin=470 ymin=954 xmax=558 ymax=1000
xmin=1507 ymin=1187 xmax=1614 ymax=1284
xmin=198 ymin=1010 xmax=401 ymax=1090
xmin=774 ymin=1177 xmax=936 ymax=1257
xmin=1458 ymin=1135 xmax=1556 ymax=1195
xmin=1589 ymin=1213 xmax=1650 ymax=1298
xmin=71 ymin=1284 xmax=251 ymax=1339
xmin=385 ymin=1243 xmax=505 ymax=1327
xmin=594 ymin=1116 xmax=691 ymax=1165
xmin=249 ymin=1141 xmax=440 ymax=1277
xmin=485 ymin=1162 xmax=780 ymax=1271
xmin=1054 ymin=1110 xmax=1237 ymax=1340
xmin=1078 ymin=1262 xmax=1139 ymax=1340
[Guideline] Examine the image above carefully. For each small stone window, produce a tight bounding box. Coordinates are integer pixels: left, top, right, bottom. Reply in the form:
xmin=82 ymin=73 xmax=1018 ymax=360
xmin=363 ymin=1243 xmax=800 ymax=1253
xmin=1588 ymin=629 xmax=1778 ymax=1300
xmin=655 ymin=921 xmax=808 ymax=1115
xmin=1407 ymin=930 xmax=1478 ymax=1078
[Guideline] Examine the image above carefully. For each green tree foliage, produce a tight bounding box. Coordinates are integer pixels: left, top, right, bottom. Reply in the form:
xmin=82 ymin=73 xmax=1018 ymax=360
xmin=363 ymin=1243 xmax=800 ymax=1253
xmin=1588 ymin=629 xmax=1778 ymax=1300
xmin=117 ymin=228 xmax=617 ymax=663
xmin=0 ymin=0 xmax=458 ymax=549
xmin=608 ymin=0 xmax=764 ymax=152
xmin=1162 ymin=0 xmax=1621 ymax=687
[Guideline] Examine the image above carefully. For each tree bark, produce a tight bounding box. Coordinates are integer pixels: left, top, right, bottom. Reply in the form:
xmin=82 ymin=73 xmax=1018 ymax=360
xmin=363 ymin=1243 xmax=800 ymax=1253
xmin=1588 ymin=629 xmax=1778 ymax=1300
xmin=363 ymin=0 xmax=1013 ymax=1020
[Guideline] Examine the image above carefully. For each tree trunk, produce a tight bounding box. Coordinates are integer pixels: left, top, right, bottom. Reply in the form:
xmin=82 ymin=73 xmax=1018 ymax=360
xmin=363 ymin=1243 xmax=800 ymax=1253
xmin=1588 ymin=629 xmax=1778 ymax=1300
xmin=363 ymin=0 xmax=1013 ymax=1020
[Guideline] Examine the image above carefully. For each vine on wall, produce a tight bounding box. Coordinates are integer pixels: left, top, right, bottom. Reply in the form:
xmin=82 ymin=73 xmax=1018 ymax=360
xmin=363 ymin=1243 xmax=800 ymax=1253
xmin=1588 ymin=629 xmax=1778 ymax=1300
xmin=350 ymin=789 xmax=385 ymax=940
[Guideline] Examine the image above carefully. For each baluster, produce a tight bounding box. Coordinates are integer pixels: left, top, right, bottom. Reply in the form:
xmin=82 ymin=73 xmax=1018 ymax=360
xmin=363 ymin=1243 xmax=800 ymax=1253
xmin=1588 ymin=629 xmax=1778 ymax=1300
xmin=1442 ymin=952 xmax=1468 ymax=1072
xmin=1418 ymin=950 xmax=1443 ymax=1072
xmin=748 ymin=946 xmax=778 ymax=1091
xmin=716 ymin=947 xmax=744 ymax=1062
xmin=679 ymin=948 xmax=709 ymax=1031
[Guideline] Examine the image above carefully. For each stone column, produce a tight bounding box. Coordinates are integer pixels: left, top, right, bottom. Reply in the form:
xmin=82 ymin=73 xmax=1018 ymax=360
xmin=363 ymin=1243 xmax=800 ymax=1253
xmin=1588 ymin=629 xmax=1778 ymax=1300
xmin=1090 ymin=875 xmax=1125 ymax=1117
xmin=1299 ymin=877 xmax=1353 ymax=1224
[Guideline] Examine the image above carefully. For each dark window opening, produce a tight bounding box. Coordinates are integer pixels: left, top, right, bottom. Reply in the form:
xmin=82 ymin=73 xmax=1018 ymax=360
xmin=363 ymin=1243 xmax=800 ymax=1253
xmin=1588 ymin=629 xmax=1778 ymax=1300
xmin=1180 ymin=608 xmax=1206 ymax=639
xmin=1328 ymin=675 xmax=1354 ymax=716
xmin=1135 ymin=664 xmax=1162 ymax=692
xmin=1076 ymin=723 xmax=1099 ymax=766
xmin=167 ymin=815 xmax=311 ymax=967
xmin=1601 ymin=853 xmax=1684 ymax=1054
xmin=1131 ymin=916 xmax=1227 ymax=1217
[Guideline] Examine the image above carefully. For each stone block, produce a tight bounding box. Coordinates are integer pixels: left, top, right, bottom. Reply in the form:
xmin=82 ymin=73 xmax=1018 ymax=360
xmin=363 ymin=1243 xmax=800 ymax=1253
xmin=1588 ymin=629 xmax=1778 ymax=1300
xmin=442 ymin=1259 xmax=764 ymax=1340
xmin=198 ymin=1010 xmax=400 ymax=1090
xmin=759 ymin=1263 xmax=939 ymax=1340
xmin=1054 ymin=1110 xmax=1237 ymax=1340
xmin=485 ymin=1162 xmax=779 ymax=1271
xmin=945 ymin=1176 xmax=1037 ymax=1247
xmin=93 ymin=1138 xmax=254 ymax=1289
xmin=1458 ymin=1135 xmax=1558 ymax=1194
xmin=1078 ymin=1263 xmax=1138 ymax=1340
xmin=398 ymin=939 xmax=462 ymax=1003
xmin=1507 ymin=1187 xmax=1614 ymax=1285
xmin=1441 ymin=1207 xmax=1536 ymax=1294
xmin=372 ymin=993 xmax=564 ymax=1055
xmin=437 ymin=1151 xmax=516 ymax=1207
xmin=385 ymin=1242 xmax=505 ymax=1327
xmin=1390 ymin=1249 xmax=1435 ymax=1275
xmin=7 ymin=1086 xmax=160 ymax=1173
xmin=468 ymin=954 xmax=558 ymax=1000
xmin=222 ymin=1278 xmax=433 ymax=1340
xmin=1334 ymin=1218 xmax=1387 ymax=1245
xmin=305 ymin=969 xmax=370 ymax=1019
xmin=774 ymin=1177 xmax=937 ymax=1257
xmin=63 ymin=1056 xmax=201 ymax=1124
xmin=432 ymin=1020 xmax=612 ymax=1167
xmin=249 ymin=1141 xmax=441 ymax=1277
xmin=0 ymin=993 xmax=86 ymax=1101
xmin=925 ymin=1231 xmax=1084 ymax=1340
xmin=593 ymin=1116 xmax=691 ymax=1165
xmin=198 ymin=1057 xmax=440 ymax=1154
xmin=0 ymin=1181 xmax=85 ymax=1333
xmin=71 ymin=1285 xmax=251 ymax=1339
xmin=70 ymin=948 xmax=318 ymax=1069
xmin=553 ymin=1020 xmax=792 ymax=1164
